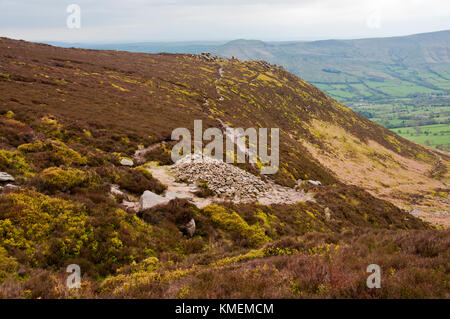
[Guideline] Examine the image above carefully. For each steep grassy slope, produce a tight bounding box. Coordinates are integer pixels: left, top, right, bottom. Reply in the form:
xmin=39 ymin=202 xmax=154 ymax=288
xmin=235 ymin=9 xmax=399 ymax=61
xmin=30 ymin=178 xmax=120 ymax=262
xmin=0 ymin=38 xmax=448 ymax=298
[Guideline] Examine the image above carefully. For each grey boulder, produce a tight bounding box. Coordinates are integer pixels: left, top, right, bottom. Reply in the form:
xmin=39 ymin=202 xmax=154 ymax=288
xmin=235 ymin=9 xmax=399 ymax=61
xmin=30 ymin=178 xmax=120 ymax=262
xmin=183 ymin=218 xmax=196 ymax=237
xmin=139 ymin=190 xmax=169 ymax=211
xmin=120 ymin=158 xmax=134 ymax=167
xmin=0 ymin=172 xmax=14 ymax=182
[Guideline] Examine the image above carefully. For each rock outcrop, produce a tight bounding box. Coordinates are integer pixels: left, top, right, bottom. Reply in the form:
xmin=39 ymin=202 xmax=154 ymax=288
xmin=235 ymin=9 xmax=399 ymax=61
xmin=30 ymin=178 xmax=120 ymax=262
xmin=139 ymin=190 xmax=169 ymax=211
xmin=139 ymin=190 xmax=195 ymax=211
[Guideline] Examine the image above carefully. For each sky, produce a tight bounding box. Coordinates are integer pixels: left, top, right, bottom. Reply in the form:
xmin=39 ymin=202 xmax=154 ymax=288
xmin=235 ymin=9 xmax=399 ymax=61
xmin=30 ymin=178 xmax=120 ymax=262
xmin=1 ymin=0 xmax=450 ymax=43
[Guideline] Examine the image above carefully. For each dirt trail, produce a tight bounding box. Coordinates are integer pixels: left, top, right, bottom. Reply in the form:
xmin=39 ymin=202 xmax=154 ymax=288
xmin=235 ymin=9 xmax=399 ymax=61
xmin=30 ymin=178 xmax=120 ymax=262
xmin=155 ymin=62 xmax=313 ymax=207
xmin=133 ymin=140 xmax=169 ymax=165
xmin=147 ymin=165 xmax=214 ymax=208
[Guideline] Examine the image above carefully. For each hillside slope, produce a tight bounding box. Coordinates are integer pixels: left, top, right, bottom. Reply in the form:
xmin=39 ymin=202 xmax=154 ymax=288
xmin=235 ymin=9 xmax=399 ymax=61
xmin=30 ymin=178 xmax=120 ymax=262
xmin=1 ymin=37 xmax=447 ymax=215
xmin=0 ymin=38 xmax=449 ymax=298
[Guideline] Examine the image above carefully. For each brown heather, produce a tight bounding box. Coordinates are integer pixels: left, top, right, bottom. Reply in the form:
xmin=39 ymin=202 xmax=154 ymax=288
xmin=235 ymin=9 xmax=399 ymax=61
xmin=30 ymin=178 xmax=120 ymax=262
xmin=0 ymin=38 xmax=448 ymax=299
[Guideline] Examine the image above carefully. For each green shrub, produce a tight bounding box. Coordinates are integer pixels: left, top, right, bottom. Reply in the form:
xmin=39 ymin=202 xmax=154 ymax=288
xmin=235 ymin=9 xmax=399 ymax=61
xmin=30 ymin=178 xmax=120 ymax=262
xmin=19 ymin=140 xmax=87 ymax=167
xmin=0 ymin=190 xmax=92 ymax=266
xmin=202 ymin=205 xmax=269 ymax=247
xmin=0 ymin=150 xmax=33 ymax=177
xmin=38 ymin=167 xmax=89 ymax=191
xmin=117 ymin=167 xmax=166 ymax=195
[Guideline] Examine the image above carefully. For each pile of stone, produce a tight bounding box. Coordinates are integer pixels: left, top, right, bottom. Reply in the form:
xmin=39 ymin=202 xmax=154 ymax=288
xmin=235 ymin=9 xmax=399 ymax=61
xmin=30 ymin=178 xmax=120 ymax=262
xmin=171 ymin=153 xmax=269 ymax=200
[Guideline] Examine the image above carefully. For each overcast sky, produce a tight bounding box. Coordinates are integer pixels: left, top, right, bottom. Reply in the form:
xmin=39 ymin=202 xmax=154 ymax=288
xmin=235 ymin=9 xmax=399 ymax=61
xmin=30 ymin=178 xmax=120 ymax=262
xmin=1 ymin=0 xmax=450 ymax=43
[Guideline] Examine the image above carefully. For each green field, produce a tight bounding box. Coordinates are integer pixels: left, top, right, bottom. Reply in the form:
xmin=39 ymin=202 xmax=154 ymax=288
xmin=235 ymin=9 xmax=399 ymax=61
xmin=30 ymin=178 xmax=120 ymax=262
xmin=347 ymin=96 xmax=450 ymax=151
xmin=391 ymin=123 xmax=450 ymax=150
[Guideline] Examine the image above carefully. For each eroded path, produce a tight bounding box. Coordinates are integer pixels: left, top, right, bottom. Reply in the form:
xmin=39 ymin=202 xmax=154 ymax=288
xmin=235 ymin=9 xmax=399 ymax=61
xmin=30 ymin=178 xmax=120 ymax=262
xmin=147 ymin=165 xmax=214 ymax=208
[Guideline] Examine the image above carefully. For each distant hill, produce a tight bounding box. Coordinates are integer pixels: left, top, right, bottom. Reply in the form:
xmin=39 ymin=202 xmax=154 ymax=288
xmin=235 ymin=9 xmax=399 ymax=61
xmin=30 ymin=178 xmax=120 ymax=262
xmin=48 ymin=41 xmax=223 ymax=54
xmin=45 ymin=31 xmax=450 ymax=104
xmin=211 ymin=31 xmax=450 ymax=150
xmin=212 ymin=30 xmax=450 ymax=103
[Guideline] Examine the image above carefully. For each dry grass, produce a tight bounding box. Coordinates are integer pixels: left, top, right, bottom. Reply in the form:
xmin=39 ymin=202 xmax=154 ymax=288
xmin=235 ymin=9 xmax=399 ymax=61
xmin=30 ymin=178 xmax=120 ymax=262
xmin=302 ymin=119 xmax=449 ymax=227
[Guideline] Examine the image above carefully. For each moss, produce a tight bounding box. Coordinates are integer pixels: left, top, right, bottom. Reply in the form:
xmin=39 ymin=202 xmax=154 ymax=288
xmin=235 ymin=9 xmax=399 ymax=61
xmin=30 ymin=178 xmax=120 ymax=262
xmin=202 ymin=205 xmax=269 ymax=247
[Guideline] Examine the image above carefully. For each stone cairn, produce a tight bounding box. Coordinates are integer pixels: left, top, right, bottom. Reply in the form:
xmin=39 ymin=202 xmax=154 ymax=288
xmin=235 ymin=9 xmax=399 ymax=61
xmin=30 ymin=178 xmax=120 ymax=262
xmin=171 ymin=153 xmax=269 ymax=200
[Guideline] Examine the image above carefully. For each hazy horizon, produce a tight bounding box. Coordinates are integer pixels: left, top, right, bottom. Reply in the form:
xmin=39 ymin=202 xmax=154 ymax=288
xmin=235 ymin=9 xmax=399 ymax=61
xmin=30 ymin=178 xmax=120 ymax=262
xmin=1 ymin=0 xmax=450 ymax=43
xmin=11 ymin=28 xmax=435 ymax=47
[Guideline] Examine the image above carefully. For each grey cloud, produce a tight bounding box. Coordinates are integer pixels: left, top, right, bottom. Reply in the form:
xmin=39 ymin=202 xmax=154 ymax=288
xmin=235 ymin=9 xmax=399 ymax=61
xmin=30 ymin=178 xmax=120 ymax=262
xmin=0 ymin=0 xmax=449 ymax=42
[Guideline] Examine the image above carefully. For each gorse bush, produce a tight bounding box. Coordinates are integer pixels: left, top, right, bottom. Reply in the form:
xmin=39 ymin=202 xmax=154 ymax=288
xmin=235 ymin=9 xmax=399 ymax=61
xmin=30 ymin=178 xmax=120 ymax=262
xmin=18 ymin=139 xmax=88 ymax=168
xmin=0 ymin=189 xmax=156 ymax=279
xmin=202 ymin=205 xmax=269 ymax=247
xmin=0 ymin=150 xmax=33 ymax=177
xmin=38 ymin=167 xmax=91 ymax=191
xmin=0 ymin=190 xmax=91 ymax=267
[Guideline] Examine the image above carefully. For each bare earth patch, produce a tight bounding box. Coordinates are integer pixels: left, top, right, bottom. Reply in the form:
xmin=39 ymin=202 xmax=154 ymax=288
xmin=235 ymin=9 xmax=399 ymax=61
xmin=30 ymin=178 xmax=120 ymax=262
xmin=302 ymin=119 xmax=450 ymax=227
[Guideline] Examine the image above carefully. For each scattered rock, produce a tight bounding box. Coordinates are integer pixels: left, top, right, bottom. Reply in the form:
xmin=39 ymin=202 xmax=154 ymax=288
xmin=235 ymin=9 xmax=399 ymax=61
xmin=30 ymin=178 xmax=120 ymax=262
xmin=0 ymin=172 xmax=14 ymax=182
xmin=182 ymin=218 xmax=196 ymax=237
xmin=4 ymin=184 xmax=19 ymax=191
xmin=122 ymin=200 xmax=140 ymax=212
xmin=324 ymin=207 xmax=332 ymax=220
xmin=308 ymin=180 xmax=322 ymax=186
xmin=200 ymin=52 xmax=216 ymax=62
xmin=410 ymin=208 xmax=425 ymax=217
xmin=120 ymin=158 xmax=134 ymax=167
xmin=110 ymin=184 xmax=125 ymax=197
xmin=139 ymin=190 xmax=169 ymax=211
